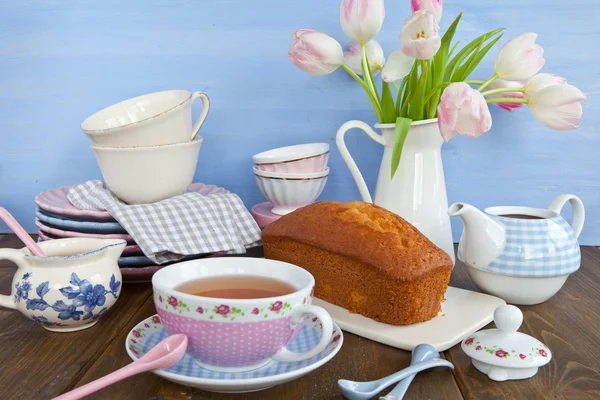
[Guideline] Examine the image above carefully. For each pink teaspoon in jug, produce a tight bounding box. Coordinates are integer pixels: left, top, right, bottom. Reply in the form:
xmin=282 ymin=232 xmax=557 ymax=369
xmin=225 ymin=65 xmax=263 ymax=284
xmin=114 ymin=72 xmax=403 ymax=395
xmin=0 ymin=207 xmax=45 ymax=256
xmin=53 ymin=334 xmax=188 ymax=400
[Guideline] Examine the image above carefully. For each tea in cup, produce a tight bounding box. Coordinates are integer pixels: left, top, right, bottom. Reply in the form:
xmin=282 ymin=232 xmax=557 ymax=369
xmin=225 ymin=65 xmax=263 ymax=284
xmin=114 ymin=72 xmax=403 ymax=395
xmin=152 ymin=257 xmax=333 ymax=372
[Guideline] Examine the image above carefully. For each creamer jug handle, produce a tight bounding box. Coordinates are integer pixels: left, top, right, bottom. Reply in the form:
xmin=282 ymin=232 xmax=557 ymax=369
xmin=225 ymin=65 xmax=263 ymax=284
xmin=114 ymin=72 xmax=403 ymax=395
xmin=336 ymin=120 xmax=386 ymax=203
xmin=548 ymin=194 xmax=585 ymax=239
xmin=0 ymin=249 xmax=27 ymax=309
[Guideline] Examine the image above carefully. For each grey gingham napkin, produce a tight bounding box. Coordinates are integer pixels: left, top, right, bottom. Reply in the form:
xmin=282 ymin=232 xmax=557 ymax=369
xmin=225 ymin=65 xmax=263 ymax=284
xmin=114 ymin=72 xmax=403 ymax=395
xmin=67 ymin=180 xmax=262 ymax=264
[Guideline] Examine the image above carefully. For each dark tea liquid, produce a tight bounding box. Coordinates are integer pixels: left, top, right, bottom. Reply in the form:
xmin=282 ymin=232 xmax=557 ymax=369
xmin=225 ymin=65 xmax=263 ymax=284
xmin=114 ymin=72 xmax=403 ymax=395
xmin=175 ymin=276 xmax=296 ymax=299
xmin=500 ymin=214 xmax=544 ymax=219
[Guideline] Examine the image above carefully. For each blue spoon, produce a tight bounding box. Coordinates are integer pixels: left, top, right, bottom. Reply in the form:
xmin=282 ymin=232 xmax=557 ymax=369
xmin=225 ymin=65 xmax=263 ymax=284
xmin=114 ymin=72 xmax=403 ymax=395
xmin=379 ymin=344 xmax=441 ymax=400
xmin=338 ymin=345 xmax=454 ymax=400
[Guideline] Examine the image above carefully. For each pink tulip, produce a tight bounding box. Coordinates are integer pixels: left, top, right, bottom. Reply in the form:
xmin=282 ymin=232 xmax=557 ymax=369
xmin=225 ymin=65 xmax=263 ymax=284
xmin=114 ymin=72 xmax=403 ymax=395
xmin=485 ymin=79 xmax=525 ymax=112
xmin=289 ymin=30 xmax=344 ymax=76
xmin=527 ymin=84 xmax=586 ymax=130
xmin=410 ymin=0 xmax=442 ymax=23
xmin=400 ymin=11 xmax=441 ymax=60
xmin=344 ymin=40 xmax=385 ymax=76
xmin=494 ymin=33 xmax=545 ymax=81
xmin=437 ymin=82 xmax=492 ymax=142
xmin=340 ymin=0 xmax=385 ymax=44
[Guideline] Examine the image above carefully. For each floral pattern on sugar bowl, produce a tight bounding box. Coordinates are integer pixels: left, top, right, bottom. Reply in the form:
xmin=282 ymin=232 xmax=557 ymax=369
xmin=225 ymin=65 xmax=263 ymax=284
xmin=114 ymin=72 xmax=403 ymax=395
xmin=463 ymin=336 xmax=549 ymax=361
xmin=153 ymin=287 xmax=314 ymax=322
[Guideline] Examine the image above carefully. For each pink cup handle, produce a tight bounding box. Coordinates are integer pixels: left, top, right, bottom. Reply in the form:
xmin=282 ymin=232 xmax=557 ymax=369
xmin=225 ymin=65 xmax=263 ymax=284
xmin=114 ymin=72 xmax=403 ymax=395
xmin=271 ymin=305 xmax=333 ymax=363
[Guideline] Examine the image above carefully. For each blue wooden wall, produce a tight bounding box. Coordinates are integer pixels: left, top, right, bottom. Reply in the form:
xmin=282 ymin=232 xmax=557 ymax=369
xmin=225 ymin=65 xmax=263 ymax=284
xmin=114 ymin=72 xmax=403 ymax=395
xmin=0 ymin=0 xmax=598 ymax=244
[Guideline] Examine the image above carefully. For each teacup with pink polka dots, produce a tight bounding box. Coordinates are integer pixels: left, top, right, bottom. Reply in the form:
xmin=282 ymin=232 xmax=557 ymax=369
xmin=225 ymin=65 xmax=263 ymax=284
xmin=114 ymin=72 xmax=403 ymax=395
xmin=152 ymin=257 xmax=333 ymax=372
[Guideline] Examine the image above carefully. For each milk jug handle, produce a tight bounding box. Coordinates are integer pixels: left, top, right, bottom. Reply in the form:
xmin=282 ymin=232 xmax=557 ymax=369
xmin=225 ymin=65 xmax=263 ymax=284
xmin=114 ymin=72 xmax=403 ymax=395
xmin=548 ymin=194 xmax=585 ymax=239
xmin=336 ymin=120 xmax=386 ymax=203
xmin=0 ymin=249 xmax=26 ymax=309
xmin=190 ymin=91 xmax=210 ymax=140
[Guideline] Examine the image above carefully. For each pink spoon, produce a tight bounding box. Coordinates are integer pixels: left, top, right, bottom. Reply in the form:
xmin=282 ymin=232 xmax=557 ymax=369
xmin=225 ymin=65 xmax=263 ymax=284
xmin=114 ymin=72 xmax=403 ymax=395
xmin=53 ymin=334 xmax=188 ymax=400
xmin=0 ymin=207 xmax=45 ymax=256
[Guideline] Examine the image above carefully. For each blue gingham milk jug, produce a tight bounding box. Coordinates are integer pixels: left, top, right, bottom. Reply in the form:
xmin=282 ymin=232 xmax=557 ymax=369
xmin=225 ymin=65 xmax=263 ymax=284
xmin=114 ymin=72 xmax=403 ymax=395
xmin=448 ymin=194 xmax=585 ymax=277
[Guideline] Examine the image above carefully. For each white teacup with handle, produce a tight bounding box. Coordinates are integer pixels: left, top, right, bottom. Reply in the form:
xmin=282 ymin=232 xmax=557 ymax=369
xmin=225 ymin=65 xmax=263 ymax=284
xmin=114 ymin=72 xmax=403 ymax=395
xmin=81 ymin=90 xmax=210 ymax=147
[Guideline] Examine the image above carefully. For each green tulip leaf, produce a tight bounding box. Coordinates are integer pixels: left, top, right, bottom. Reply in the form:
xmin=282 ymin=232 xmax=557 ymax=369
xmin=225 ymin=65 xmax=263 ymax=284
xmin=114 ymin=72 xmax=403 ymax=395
xmin=390 ymin=117 xmax=412 ymax=179
xmin=454 ymin=33 xmax=503 ymax=82
xmin=381 ymin=81 xmax=397 ymax=123
xmin=445 ymin=28 xmax=504 ymax=81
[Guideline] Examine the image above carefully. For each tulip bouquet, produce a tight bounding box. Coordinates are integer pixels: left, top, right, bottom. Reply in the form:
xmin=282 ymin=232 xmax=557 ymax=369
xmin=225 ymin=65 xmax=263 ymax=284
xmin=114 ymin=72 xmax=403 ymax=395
xmin=289 ymin=0 xmax=586 ymax=177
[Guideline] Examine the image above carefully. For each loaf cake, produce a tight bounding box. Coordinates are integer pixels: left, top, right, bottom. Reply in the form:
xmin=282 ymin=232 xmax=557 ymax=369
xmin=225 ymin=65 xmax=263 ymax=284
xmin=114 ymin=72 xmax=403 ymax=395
xmin=262 ymin=201 xmax=452 ymax=325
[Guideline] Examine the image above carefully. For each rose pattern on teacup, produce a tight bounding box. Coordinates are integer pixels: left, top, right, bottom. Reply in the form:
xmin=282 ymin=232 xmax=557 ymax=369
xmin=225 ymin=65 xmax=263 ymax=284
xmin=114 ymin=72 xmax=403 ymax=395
xmin=153 ymin=289 xmax=312 ymax=322
xmin=15 ymin=272 xmax=120 ymax=327
xmin=464 ymin=337 xmax=550 ymax=360
xmin=152 ymin=283 xmax=321 ymax=369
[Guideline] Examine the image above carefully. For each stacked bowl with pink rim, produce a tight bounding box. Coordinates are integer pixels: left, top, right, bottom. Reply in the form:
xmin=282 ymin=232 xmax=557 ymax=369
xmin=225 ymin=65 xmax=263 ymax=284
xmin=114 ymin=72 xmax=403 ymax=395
xmin=252 ymin=143 xmax=330 ymax=227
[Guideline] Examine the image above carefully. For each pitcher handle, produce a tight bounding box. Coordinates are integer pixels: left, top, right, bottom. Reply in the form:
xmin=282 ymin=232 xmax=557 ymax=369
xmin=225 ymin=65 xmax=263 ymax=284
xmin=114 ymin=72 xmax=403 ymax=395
xmin=190 ymin=91 xmax=211 ymax=140
xmin=336 ymin=120 xmax=386 ymax=203
xmin=0 ymin=249 xmax=26 ymax=309
xmin=548 ymin=194 xmax=585 ymax=239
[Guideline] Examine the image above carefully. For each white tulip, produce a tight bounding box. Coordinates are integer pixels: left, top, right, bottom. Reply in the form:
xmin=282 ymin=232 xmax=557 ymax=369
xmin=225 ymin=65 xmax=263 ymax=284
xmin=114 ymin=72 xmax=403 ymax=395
xmin=344 ymin=40 xmax=385 ymax=76
xmin=340 ymin=0 xmax=385 ymax=44
xmin=381 ymin=50 xmax=414 ymax=82
xmin=494 ymin=33 xmax=545 ymax=81
xmin=528 ymin=84 xmax=586 ymax=131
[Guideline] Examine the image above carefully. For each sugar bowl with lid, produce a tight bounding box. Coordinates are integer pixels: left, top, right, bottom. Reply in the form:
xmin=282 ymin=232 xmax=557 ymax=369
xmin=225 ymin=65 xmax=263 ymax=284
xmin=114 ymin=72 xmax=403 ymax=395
xmin=462 ymin=305 xmax=552 ymax=381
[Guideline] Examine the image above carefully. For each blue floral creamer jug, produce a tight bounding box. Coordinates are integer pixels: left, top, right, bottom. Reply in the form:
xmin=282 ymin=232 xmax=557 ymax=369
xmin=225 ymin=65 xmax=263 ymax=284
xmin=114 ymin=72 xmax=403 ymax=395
xmin=0 ymin=238 xmax=125 ymax=332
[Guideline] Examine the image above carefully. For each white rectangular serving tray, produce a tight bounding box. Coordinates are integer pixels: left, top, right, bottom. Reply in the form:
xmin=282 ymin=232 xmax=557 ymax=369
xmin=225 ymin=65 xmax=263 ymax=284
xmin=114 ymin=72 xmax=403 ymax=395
xmin=313 ymin=286 xmax=505 ymax=351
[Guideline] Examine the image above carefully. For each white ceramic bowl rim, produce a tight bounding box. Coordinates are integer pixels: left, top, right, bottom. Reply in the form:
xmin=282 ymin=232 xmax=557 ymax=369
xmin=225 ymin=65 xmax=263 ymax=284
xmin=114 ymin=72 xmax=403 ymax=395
xmin=81 ymin=90 xmax=193 ymax=134
xmin=485 ymin=206 xmax=559 ymax=220
xmin=152 ymin=257 xmax=315 ymax=304
xmin=91 ymin=135 xmax=203 ymax=152
xmin=252 ymin=143 xmax=329 ymax=164
xmin=253 ymin=166 xmax=329 ymax=179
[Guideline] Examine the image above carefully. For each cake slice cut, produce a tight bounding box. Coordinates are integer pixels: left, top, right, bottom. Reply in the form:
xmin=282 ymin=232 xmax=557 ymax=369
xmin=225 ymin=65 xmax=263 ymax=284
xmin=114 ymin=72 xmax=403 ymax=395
xmin=262 ymin=201 xmax=452 ymax=325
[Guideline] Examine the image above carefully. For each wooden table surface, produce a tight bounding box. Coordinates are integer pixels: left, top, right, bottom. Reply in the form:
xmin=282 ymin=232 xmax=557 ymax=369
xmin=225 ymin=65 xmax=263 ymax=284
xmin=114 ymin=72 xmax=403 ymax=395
xmin=0 ymin=234 xmax=599 ymax=400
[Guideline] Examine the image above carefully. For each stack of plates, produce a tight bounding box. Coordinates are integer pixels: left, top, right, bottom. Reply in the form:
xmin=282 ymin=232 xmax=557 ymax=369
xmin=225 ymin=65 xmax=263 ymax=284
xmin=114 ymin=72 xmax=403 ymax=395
xmin=35 ymin=183 xmax=229 ymax=281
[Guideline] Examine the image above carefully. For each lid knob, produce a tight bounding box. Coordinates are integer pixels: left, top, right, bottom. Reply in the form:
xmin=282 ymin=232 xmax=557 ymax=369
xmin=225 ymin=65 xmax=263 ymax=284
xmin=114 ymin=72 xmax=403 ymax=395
xmin=493 ymin=305 xmax=523 ymax=332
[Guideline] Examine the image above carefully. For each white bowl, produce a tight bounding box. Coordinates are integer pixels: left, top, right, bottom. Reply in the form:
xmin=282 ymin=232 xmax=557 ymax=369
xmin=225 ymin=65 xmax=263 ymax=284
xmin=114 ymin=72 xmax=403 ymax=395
xmin=465 ymin=265 xmax=570 ymax=305
xmin=253 ymin=168 xmax=329 ymax=215
xmin=92 ymin=137 xmax=202 ymax=204
xmin=252 ymin=143 xmax=329 ymax=165
xmin=81 ymin=90 xmax=210 ymax=147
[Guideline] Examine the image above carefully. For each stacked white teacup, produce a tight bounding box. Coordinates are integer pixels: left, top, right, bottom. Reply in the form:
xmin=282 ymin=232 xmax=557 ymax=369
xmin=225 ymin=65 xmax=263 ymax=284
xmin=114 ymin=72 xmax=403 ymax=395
xmin=253 ymin=143 xmax=330 ymax=215
xmin=81 ymin=90 xmax=210 ymax=204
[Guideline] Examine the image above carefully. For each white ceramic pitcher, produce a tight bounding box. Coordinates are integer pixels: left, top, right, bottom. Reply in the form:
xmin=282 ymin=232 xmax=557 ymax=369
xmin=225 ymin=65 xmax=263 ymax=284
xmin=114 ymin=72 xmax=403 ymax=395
xmin=336 ymin=118 xmax=454 ymax=264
